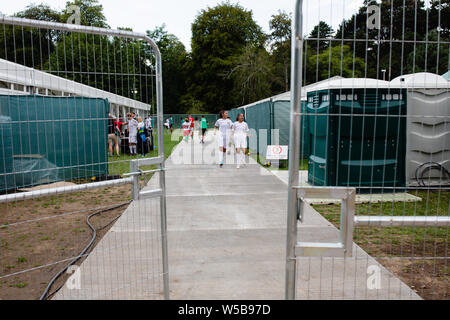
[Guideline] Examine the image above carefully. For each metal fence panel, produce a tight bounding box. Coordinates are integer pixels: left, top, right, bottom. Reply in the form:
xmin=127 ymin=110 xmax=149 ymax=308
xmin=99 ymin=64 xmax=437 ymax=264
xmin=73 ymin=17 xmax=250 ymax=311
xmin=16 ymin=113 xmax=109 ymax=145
xmin=286 ymin=0 xmax=449 ymax=300
xmin=0 ymin=15 xmax=169 ymax=300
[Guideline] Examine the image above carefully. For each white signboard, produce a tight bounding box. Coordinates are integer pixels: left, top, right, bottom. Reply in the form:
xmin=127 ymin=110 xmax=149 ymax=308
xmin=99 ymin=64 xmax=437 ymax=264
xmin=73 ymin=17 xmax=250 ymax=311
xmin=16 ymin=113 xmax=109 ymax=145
xmin=266 ymin=145 xmax=289 ymax=160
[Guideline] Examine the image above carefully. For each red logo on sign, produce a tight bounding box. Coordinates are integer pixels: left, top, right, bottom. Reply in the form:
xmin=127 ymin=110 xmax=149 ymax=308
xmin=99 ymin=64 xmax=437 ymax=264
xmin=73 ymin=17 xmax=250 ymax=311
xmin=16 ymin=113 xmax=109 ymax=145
xmin=273 ymin=146 xmax=283 ymax=155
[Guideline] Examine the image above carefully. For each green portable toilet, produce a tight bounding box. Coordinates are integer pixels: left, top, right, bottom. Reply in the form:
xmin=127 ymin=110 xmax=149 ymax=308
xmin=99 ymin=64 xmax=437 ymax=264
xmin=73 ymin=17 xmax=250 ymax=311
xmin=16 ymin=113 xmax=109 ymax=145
xmin=307 ymin=78 xmax=407 ymax=191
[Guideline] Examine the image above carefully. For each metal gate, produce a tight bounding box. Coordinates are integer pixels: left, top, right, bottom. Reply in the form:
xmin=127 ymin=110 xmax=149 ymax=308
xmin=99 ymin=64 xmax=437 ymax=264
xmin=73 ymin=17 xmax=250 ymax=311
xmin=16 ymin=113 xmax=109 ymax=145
xmin=286 ymin=0 xmax=449 ymax=300
xmin=0 ymin=15 xmax=169 ymax=299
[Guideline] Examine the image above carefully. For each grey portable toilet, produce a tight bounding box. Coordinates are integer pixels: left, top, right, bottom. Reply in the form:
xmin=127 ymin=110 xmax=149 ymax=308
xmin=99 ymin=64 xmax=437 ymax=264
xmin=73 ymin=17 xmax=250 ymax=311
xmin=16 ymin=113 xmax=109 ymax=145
xmin=391 ymin=73 xmax=450 ymax=187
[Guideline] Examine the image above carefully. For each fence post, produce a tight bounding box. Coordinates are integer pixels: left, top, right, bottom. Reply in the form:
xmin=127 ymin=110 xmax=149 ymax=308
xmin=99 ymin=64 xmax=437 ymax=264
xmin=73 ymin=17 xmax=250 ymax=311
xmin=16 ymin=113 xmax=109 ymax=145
xmin=130 ymin=160 xmax=140 ymax=201
xmin=285 ymin=0 xmax=304 ymax=300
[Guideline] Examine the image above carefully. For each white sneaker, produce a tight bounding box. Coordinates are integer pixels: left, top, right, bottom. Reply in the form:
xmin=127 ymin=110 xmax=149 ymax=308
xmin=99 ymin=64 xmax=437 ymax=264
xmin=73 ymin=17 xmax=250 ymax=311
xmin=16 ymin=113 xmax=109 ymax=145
xmin=237 ymin=165 xmax=240 ymax=169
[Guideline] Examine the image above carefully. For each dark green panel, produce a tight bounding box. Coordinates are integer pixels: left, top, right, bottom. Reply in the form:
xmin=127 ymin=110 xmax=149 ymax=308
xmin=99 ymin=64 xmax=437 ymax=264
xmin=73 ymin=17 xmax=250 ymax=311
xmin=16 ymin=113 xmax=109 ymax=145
xmin=246 ymin=101 xmax=271 ymax=157
xmin=0 ymin=95 xmax=109 ymax=191
xmin=307 ymin=88 xmax=407 ymax=191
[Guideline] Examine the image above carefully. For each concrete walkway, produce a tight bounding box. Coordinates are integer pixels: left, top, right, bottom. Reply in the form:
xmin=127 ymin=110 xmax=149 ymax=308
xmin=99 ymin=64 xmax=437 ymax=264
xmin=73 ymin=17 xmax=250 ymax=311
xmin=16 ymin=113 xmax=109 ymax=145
xmin=55 ymin=132 xmax=421 ymax=300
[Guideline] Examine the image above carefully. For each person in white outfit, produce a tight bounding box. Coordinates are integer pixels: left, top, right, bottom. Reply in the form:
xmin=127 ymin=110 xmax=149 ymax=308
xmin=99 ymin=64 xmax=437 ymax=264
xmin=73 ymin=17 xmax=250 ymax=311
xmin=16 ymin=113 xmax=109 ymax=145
xmin=214 ymin=111 xmax=233 ymax=168
xmin=127 ymin=113 xmax=139 ymax=156
xmin=231 ymin=113 xmax=249 ymax=169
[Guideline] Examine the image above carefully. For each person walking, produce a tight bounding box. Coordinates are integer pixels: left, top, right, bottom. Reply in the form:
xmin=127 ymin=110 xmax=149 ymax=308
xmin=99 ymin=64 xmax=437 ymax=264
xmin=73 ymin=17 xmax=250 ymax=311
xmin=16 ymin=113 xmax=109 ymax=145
xmin=182 ymin=118 xmax=191 ymax=143
xmin=108 ymin=114 xmax=120 ymax=157
xmin=188 ymin=115 xmax=195 ymax=142
xmin=231 ymin=113 xmax=249 ymax=169
xmin=214 ymin=111 xmax=233 ymax=168
xmin=195 ymin=117 xmax=200 ymax=140
xmin=127 ymin=113 xmax=139 ymax=156
xmin=145 ymin=116 xmax=152 ymax=130
xmin=200 ymin=115 xmax=208 ymax=144
xmin=137 ymin=117 xmax=148 ymax=157
xmin=168 ymin=115 xmax=174 ymax=134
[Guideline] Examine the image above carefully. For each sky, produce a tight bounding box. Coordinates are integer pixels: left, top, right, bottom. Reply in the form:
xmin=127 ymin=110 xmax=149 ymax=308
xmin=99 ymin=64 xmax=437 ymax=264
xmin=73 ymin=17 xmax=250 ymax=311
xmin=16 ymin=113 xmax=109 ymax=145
xmin=1 ymin=0 xmax=365 ymax=50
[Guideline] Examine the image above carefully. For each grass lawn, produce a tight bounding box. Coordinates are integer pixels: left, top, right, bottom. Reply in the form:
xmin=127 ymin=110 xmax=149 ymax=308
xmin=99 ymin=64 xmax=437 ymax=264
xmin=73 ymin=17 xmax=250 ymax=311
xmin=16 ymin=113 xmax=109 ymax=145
xmin=312 ymin=190 xmax=449 ymax=300
xmin=107 ymin=133 xmax=182 ymax=176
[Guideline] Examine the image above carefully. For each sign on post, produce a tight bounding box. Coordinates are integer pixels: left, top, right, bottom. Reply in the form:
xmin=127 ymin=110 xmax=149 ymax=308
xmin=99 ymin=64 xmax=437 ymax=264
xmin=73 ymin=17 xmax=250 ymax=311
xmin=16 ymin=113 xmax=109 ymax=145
xmin=266 ymin=146 xmax=289 ymax=160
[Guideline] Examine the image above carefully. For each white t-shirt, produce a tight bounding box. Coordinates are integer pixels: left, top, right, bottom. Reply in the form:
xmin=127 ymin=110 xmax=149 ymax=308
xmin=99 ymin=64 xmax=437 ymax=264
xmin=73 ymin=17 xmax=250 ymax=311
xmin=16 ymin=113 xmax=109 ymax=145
xmin=145 ymin=118 xmax=152 ymax=128
xmin=233 ymin=121 xmax=249 ymax=135
xmin=182 ymin=121 xmax=190 ymax=132
xmin=215 ymin=118 xmax=233 ymax=135
xmin=128 ymin=119 xmax=138 ymax=136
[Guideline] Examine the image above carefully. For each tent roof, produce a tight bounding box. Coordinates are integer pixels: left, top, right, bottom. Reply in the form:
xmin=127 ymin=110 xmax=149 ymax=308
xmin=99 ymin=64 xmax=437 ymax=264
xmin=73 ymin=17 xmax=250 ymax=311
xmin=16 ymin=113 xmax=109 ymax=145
xmin=441 ymin=71 xmax=450 ymax=81
xmin=234 ymin=76 xmax=343 ymax=110
xmin=391 ymin=72 xmax=449 ymax=88
xmin=312 ymin=78 xmax=390 ymax=91
xmin=0 ymin=59 xmax=150 ymax=111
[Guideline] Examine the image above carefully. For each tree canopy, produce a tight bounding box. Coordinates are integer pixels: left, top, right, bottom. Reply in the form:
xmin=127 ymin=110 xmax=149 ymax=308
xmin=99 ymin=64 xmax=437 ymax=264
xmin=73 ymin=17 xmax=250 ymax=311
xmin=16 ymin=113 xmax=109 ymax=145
xmin=2 ymin=0 xmax=448 ymax=115
xmin=184 ymin=2 xmax=265 ymax=113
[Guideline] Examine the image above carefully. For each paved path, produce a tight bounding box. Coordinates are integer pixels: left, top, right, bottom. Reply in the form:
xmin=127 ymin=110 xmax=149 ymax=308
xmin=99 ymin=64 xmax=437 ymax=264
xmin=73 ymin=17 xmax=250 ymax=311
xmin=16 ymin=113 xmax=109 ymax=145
xmin=55 ymin=132 xmax=421 ymax=300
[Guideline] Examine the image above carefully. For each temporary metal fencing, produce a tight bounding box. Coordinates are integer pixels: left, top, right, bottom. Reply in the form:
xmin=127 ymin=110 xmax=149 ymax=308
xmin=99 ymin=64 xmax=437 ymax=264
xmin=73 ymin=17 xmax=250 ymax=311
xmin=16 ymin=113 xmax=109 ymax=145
xmin=0 ymin=15 xmax=169 ymax=300
xmin=286 ymin=0 xmax=449 ymax=300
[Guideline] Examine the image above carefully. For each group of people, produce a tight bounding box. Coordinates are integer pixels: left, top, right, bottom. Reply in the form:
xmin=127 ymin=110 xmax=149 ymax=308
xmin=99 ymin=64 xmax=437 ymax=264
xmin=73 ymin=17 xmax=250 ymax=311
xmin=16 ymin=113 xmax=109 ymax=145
xmin=108 ymin=112 xmax=153 ymax=158
xmin=110 ymin=111 xmax=249 ymax=169
xmin=182 ymin=115 xmax=209 ymax=144
xmin=214 ymin=111 xmax=249 ymax=169
xmin=164 ymin=116 xmax=174 ymax=134
xmin=179 ymin=111 xmax=249 ymax=169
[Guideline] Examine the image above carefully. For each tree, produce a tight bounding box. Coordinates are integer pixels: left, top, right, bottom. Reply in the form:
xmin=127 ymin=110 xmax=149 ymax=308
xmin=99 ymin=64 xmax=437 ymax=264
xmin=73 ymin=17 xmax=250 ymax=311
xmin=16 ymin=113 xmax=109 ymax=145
xmin=308 ymin=21 xmax=334 ymax=54
xmin=227 ymin=45 xmax=274 ymax=105
xmin=406 ymin=30 xmax=450 ymax=75
xmin=430 ymin=0 xmax=450 ymax=39
xmin=185 ymin=2 xmax=265 ymax=113
xmin=146 ymin=26 xmax=189 ymax=114
xmin=0 ymin=4 xmax=61 ymax=68
xmin=61 ymin=0 xmax=108 ymax=28
xmin=308 ymin=45 xmax=366 ymax=80
xmin=335 ymin=0 xmax=428 ymax=79
xmin=269 ymin=11 xmax=292 ymax=92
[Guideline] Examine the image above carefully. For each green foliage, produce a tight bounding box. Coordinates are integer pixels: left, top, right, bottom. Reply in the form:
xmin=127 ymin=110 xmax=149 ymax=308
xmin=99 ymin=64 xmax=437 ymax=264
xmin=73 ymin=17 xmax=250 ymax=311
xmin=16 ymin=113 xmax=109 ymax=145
xmin=0 ymin=4 xmax=61 ymax=68
xmin=406 ymin=30 xmax=450 ymax=75
xmin=307 ymin=45 xmax=366 ymax=81
xmin=147 ymin=26 xmax=189 ymax=114
xmin=269 ymin=11 xmax=292 ymax=93
xmin=61 ymin=0 xmax=108 ymax=28
xmin=308 ymin=21 xmax=334 ymax=54
xmin=335 ymin=0 xmax=434 ymax=80
xmin=228 ymin=45 xmax=274 ymax=106
xmin=186 ymin=2 xmax=265 ymax=113
xmin=4 ymin=0 xmax=448 ymax=116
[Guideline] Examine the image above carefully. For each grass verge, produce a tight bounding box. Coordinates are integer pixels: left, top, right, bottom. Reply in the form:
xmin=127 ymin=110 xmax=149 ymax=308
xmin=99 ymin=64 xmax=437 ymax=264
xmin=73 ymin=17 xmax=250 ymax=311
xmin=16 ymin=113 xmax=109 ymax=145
xmin=312 ymin=191 xmax=449 ymax=300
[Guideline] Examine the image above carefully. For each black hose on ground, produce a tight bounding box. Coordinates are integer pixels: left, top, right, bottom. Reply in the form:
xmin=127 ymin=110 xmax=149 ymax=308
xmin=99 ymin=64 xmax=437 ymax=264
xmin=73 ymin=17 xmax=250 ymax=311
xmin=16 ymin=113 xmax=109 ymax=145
xmin=40 ymin=201 xmax=132 ymax=300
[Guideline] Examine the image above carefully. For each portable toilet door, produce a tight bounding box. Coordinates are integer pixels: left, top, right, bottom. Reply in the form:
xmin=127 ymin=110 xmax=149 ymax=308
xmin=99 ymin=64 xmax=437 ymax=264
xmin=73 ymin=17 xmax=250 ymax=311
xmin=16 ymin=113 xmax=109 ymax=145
xmin=306 ymin=90 xmax=334 ymax=186
xmin=334 ymin=88 xmax=407 ymax=191
xmin=307 ymin=78 xmax=407 ymax=191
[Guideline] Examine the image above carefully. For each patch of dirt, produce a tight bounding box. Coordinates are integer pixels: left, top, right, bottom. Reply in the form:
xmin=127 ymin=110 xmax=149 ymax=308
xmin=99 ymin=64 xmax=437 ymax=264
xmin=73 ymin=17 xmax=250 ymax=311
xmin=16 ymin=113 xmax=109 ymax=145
xmin=0 ymin=184 xmax=132 ymax=300
xmin=358 ymin=229 xmax=449 ymax=300
xmin=313 ymin=199 xmax=449 ymax=300
xmin=380 ymin=256 xmax=448 ymax=300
